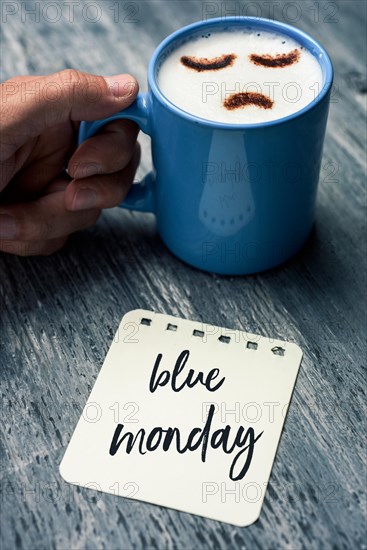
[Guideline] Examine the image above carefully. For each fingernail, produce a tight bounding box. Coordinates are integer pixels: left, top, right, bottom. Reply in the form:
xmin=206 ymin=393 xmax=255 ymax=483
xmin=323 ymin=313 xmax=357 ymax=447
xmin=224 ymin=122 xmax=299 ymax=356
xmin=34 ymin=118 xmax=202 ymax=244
xmin=71 ymin=188 xmax=97 ymax=211
xmin=104 ymin=75 xmax=137 ymax=99
xmin=0 ymin=213 xmax=18 ymax=239
xmin=72 ymin=162 xmax=101 ymax=179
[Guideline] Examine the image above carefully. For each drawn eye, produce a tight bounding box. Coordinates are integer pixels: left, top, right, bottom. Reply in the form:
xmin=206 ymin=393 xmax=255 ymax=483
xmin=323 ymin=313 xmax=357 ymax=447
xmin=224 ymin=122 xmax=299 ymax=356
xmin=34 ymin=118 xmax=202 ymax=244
xmin=249 ymin=48 xmax=300 ymax=68
xmin=180 ymin=53 xmax=236 ymax=72
xmin=224 ymin=92 xmax=273 ymax=111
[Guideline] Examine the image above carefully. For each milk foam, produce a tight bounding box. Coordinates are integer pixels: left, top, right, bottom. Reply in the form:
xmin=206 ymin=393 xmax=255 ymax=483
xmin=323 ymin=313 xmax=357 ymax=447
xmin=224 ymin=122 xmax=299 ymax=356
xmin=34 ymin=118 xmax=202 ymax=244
xmin=158 ymin=29 xmax=323 ymax=123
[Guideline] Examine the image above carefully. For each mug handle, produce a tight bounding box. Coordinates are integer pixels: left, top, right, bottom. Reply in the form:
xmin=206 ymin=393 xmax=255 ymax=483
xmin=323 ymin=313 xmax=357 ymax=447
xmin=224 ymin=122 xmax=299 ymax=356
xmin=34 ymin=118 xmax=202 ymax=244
xmin=78 ymin=93 xmax=155 ymax=213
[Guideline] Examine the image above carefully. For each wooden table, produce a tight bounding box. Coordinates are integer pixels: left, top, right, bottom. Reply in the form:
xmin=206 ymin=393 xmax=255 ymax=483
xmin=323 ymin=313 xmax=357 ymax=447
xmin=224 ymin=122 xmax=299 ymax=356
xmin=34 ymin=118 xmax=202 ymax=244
xmin=1 ymin=1 xmax=366 ymax=548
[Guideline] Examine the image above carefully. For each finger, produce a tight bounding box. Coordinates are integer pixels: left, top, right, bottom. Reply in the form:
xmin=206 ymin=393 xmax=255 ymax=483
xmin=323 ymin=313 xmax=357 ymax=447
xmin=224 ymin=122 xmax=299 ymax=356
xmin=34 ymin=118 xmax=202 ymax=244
xmin=43 ymin=176 xmax=70 ymax=195
xmin=0 ymin=151 xmax=72 ymax=204
xmin=1 ymin=70 xmax=138 ymax=160
xmin=0 ymin=237 xmax=68 ymax=256
xmin=65 ymin=143 xmax=140 ymax=211
xmin=68 ymin=119 xmax=139 ymax=179
xmin=0 ymin=186 xmax=101 ymax=241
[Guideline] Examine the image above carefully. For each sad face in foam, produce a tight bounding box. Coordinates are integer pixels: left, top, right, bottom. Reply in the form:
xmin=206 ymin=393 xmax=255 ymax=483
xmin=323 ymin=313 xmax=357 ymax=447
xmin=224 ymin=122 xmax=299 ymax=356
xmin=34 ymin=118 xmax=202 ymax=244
xmin=180 ymin=48 xmax=301 ymax=111
xmin=158 ymin=30 xmax=323 ymax=123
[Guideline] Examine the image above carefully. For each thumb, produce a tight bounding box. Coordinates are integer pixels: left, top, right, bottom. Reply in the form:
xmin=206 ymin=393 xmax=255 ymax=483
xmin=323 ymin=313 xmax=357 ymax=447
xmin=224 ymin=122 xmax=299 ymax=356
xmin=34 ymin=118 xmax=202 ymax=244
xmin=1 ymin=70 xmax=138 ymax=149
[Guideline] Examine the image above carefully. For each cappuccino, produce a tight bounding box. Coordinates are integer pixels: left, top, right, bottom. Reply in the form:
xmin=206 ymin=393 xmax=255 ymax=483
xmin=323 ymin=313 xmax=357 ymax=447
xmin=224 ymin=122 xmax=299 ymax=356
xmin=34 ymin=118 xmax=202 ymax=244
xmin=158 ymin=28 xmax=323 ymax=123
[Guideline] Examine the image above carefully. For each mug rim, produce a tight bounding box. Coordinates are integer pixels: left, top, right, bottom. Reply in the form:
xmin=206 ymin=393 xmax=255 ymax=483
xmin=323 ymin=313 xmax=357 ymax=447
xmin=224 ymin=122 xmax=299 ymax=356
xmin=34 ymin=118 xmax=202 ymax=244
xmin=148 ymin=16 xmax=334 ymax=129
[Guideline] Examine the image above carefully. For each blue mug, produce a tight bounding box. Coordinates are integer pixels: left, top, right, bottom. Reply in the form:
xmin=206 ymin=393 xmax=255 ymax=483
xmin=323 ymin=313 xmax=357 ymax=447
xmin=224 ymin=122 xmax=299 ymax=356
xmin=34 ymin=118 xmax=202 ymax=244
xmin=79 ymin=17 xmax=333 ymax=275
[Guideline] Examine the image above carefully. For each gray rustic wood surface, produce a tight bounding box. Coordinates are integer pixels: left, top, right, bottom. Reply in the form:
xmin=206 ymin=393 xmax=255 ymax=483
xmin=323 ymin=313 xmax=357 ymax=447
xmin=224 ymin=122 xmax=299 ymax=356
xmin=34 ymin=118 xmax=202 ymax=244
xmin=1 ymin=1 xmax=366 ymax=549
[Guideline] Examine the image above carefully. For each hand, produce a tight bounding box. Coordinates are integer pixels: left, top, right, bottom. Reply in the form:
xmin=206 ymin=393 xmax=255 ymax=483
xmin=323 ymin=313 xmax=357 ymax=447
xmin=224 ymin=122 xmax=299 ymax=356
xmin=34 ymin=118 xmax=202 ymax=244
xmin=0 ymin=69 xmax=140 ymax=256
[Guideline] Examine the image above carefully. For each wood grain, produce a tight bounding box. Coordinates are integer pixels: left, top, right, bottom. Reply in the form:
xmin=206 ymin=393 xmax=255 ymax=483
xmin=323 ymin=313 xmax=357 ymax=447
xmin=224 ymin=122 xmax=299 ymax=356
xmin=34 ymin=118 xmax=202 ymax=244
xmin=1 ymin=1 xmax=366 ymax=549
